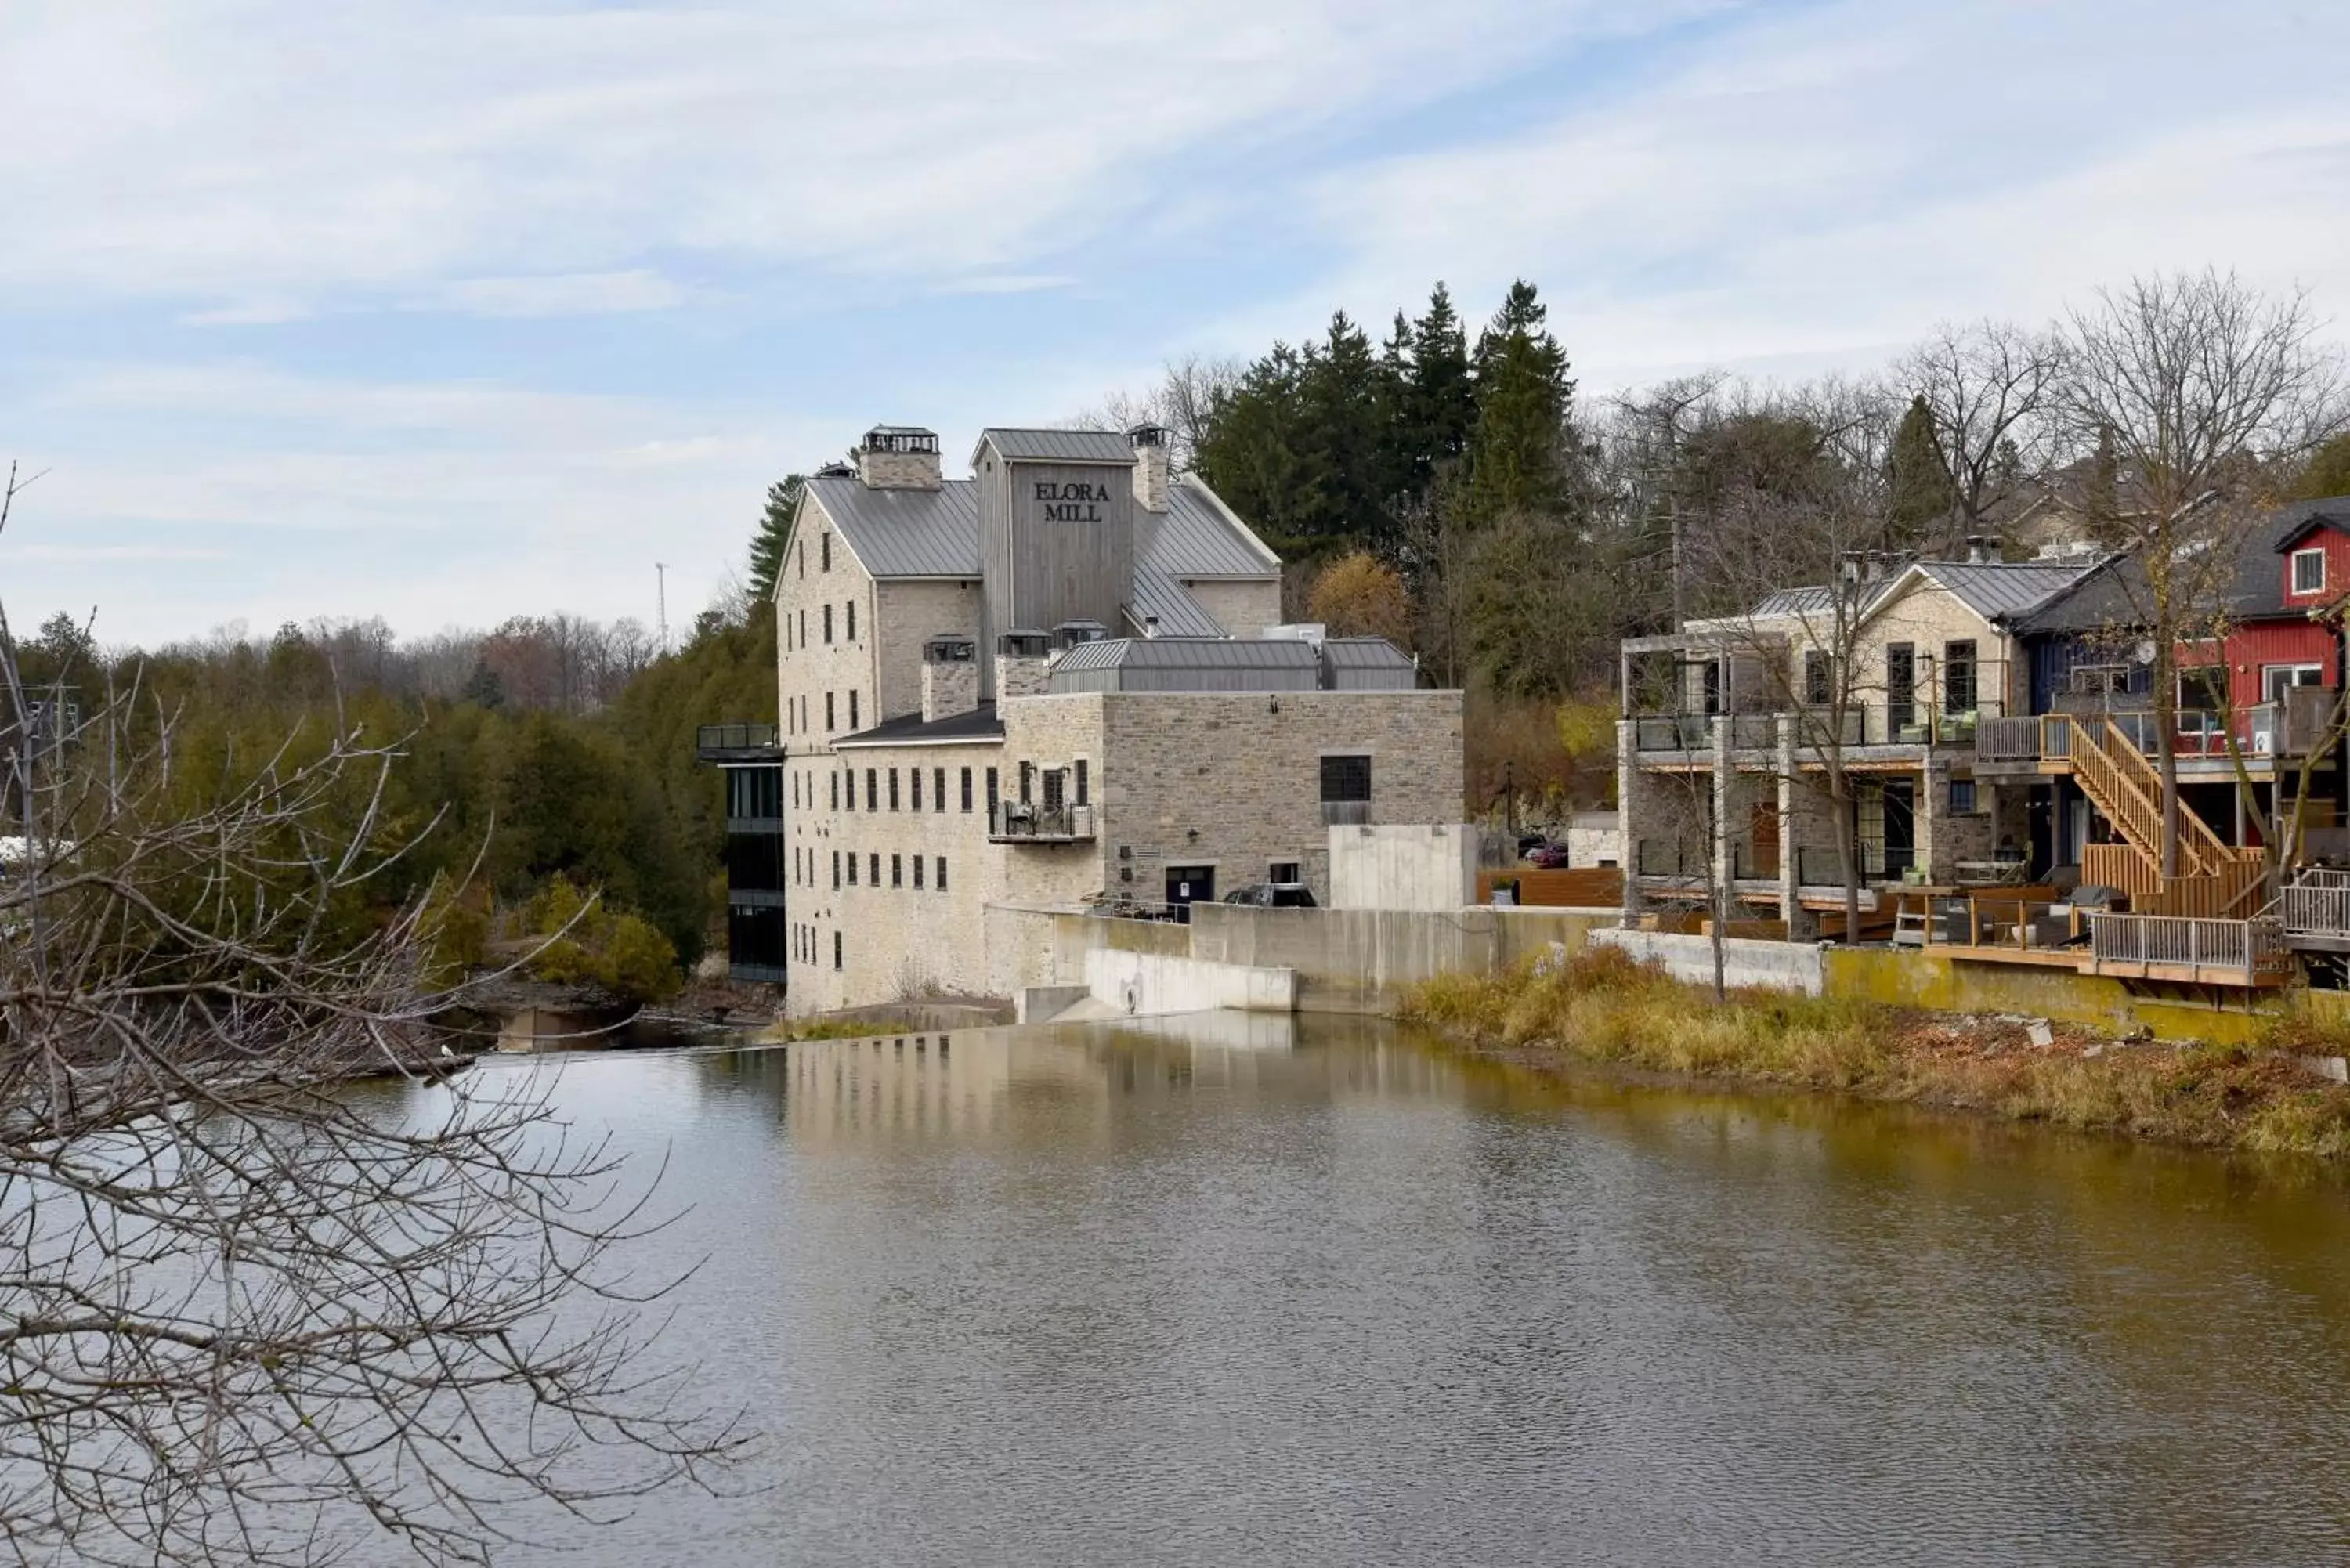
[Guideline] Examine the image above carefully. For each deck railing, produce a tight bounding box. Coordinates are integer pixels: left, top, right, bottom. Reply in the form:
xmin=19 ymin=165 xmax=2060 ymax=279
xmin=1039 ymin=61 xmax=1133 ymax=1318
xmin=2087 ymin=912 xmax=2290 ymax=983
xmin=2283 ymin=869 xmax=2350 ymax=938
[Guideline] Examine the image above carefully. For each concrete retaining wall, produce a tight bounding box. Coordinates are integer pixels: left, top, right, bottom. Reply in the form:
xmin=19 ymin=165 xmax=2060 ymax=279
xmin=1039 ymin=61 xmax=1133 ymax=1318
xmin=1188 ymin=903 xmax=1615 ymax=1011
xmin=1590 ymin=928 xmax=1827 ymax=995
xmin=1084 ymin=947 xmax=1298 ymax=1015
xmin=1328 ymin=823 xmax=1476 ymax=912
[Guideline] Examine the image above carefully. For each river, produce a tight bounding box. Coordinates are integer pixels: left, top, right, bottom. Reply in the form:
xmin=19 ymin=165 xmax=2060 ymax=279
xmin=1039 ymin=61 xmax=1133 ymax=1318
xmin=468 ymin=1011 xmax=2350 ymax=1566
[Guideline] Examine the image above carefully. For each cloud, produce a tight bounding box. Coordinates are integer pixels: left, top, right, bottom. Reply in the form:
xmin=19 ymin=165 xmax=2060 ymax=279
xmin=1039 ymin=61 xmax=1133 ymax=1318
xmin=0 ymin=0 xmax=1708 ymax=313
xmin=1276 ymin=0 xmax=2350 ymax=388
xmin=427 ymin=270 xmax=686 ymax=318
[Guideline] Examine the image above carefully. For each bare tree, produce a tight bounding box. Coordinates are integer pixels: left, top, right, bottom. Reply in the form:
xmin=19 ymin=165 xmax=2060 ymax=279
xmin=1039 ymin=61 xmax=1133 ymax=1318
xmin=1896 ymin=318 xmax=2068 ymax=551
xmin=1068 ymin=353 xmax=1242 ymax=471
xmin=0 ymin=464 xmax=744 ymax=1566
xmin=2061 ymin=269 xmax=2348 ymax=876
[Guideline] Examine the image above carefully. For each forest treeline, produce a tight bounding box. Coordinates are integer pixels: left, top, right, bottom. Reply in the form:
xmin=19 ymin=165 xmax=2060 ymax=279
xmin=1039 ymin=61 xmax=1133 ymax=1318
xmin=9 ymin=597 xmax=776 ymax=999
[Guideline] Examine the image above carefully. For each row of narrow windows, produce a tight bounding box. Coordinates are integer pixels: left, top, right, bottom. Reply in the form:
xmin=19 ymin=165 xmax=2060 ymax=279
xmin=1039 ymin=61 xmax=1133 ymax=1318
xmin=783 ymin=598 xmax=859 ymax=652
xmin=785 ymin=688 xmax=859 ymax=736
xmin=792 ymin=924 xmax=843 ymax=970
xmin=784 ymin=762 xmax=1097 ymax=814
xmin=797 ymin=848 xmax=950 ymax=893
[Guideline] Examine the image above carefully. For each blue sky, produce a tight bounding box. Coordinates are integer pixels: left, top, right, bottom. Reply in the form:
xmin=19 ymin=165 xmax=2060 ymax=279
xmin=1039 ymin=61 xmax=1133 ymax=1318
xmin=5 ymin=0 xmax=2348 ymax=643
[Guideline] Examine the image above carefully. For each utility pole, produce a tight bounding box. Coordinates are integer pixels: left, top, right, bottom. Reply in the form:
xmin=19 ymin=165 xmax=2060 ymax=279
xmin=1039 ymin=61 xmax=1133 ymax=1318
xmin=655 ymin=562 xmax=668 ymax=654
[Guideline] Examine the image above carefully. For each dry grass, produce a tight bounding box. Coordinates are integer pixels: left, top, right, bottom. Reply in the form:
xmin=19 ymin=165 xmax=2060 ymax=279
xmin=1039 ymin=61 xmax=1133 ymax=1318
xmin=1401 ymin=947 xmax=2350 ymax=1158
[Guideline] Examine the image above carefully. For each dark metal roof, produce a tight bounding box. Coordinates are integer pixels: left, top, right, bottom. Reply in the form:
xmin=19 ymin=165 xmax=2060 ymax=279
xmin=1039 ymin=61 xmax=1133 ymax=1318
xmin=1049 ymin=637 xmax=1323 ymax=694
xmin=974 ymin=428 xmax=1138 ymax=465
xmin=832 ymin=702 xmax=1005 ymax=748
xmin=800 ymin=472 xmax=1278 ymax=590
xmin=1320 ymin=637 xmax=1419 ymax=691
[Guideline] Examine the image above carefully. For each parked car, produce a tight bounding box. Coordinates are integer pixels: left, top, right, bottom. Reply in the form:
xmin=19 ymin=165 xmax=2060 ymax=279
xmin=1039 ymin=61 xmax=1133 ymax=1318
xmin=1221 ymin=883 xmax=1318 ymax=909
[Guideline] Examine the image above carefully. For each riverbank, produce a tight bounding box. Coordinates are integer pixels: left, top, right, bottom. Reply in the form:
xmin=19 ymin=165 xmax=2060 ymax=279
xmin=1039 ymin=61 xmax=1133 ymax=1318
xmin=1400 ymin=945 xmax=2350 ymax=1158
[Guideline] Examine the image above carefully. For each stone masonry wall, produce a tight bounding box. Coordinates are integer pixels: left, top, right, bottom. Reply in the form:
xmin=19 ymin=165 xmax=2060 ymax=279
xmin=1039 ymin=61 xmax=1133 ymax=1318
xmin=875 ymin=580 xmax=981 ymax=723
xmin=1180 ymin=580 xmax=1283 ymax=641
xmin=784 ymin=739 xmax=1009 ymax=1015
xmin=1088 ymin=689 xmax=1462 ymax=909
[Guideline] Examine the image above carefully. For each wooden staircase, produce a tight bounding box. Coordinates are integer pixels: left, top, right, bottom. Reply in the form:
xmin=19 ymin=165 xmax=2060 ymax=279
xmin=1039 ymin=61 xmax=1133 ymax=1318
xmin=2057 ymin=715 xmax=2272 ymax=918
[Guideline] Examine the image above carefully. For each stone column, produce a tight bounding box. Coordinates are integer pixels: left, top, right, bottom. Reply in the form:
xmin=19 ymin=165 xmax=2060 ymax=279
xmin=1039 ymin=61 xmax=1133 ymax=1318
xmin=1778 ymin=714 xmax=1807 ymax=937
xmin=1617 ymin=718 xmax=1643 ymax=927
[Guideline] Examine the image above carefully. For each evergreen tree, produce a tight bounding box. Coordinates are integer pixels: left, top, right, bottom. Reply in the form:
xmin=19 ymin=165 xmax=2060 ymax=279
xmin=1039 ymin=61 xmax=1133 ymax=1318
xmin=748 ymin=475 xmax=805 ymax=603
xmin=1886 ymin=394 xmax=1958 ymax=546
xmin=1405 ymin=283 xmax=1477 ymax=493
xmin=1462 ymin=280 xmax=1574 ymax=525
xmin=2294 ymin=431 xmax=2350 ymax=501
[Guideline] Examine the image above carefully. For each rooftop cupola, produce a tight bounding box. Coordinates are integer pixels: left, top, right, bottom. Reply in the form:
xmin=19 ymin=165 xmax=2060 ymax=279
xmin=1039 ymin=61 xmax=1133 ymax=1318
xmin=856 ymin=425 xmax=942 ymax=490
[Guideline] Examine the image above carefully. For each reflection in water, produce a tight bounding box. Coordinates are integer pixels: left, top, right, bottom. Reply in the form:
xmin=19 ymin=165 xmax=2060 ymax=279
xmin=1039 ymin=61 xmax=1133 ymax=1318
xmin=484 ymin=1014 xmax=2350 ymax=1567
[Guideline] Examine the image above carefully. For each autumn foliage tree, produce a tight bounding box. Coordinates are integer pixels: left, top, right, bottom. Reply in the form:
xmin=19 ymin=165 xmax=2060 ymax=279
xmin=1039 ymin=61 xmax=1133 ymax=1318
xmin=1304 ymin=551 xmax=1413 ymax=641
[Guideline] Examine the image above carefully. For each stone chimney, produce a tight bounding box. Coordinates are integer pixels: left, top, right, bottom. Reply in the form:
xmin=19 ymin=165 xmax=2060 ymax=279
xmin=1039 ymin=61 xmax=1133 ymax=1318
xmin=855 ymin=425 xmax=942 ymax=490
xmin=1128 ymin=424 xmax=1169 ymax=512
xmin=1965 ymin=534 xmax=1996 ymax=565
xmin=995 ymin=629 xmax=1052 ymax=701
xmin=921 ymin=637 xmax=979 ymax=723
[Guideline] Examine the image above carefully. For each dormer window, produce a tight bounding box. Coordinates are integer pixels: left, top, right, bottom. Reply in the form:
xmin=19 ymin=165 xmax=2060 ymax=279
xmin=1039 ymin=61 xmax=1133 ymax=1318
xmin=2293 ymin=547 xmax=2326 ymax=596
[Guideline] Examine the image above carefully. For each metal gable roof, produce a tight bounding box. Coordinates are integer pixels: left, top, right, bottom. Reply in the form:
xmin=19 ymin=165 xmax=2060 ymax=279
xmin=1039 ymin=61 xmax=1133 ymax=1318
xmin=804 ymin=471 xmax=1278 ymax=593
xmin=1909 ymin=559 xmax=2095 ymax=621
xmin=1125 ymin=569 xmax=1224 ymax=638
xmin=1142 ymin=475 xmax=1283 ymax=577
xmin=974 ymin=428 xmax=1138 ymax=464
xmin=801 ymin=476 xmax=982 ymax=578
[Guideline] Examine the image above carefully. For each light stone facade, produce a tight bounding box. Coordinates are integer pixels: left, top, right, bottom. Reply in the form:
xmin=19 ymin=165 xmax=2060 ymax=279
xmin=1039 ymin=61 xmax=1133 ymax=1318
xmin=773 ymin=422 xmax=1459 ymax=1017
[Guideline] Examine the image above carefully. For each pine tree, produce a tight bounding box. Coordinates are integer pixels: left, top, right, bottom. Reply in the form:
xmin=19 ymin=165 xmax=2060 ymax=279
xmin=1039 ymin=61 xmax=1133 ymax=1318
xmin=2294 ymin=431 xmax=2350 ymax=501
xmin=1886 ymin=394 xmax=1958 ymax=547
xmin=748 ymin=475 xmax=805 ymax=603
xmin=1406 ymin=283 xmax=1477 ymax=490
xmin=1462 ymin=280 xmax=1574 ymax=526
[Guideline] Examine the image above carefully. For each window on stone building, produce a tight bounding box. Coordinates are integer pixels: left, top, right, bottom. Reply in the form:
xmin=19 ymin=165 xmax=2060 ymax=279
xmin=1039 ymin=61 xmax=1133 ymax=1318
xmin=785 ymin=616 xmax=792 ymax=653
xmin=848 ymin=601 xmax=857 ymax=641
xmin=1320 ymin=754 xmax=1372 ymax=803
xmin=891 ymin=854 xmax=902 ymax=887
xmin=1042 ymin=768 xmax=1065 ymax=811
xmin=797 ymin=541 xmax=804 ymax=580
xmin=865 ymin=768 xmax=877 ymax=811
xmin=831 ymin=851 xmax=839 ymax=888
xmin=845 ymin=852 xmax=856 ymax=886
xmin=798 ymin=610 xmax=806 ymax=647
xmin=1949 ymin=779 xmax=1978 ymax=814
xmin=889 ymin=768 xmax=900 ymax=811
xmin=833 ymin=930 xmax=842 ymax=970
xmin=985 ymin=768 xmax=999 ymax=815
xmin=913 ymin=855 xmax=924 ymax=889
xmin=937 ymin=856 xmax=947 ymax=892
xmin=911 ymin=768 xmax=922 ymax=811
xmin=961 ymin=768 xmax=973 ymax=811
xmin=1270 ymin=861 xmax=1302 ymax=884
xmin=935 ymin=767 xmax=946 ymax=813
xmin=869 ymin=852 xmax=880 ymax=885
xmin=850 ymin=690 xmax=860 ymax=729
xmin=822 ymin=533 xmax=831 ymax=573
xmin=1804 ymin=650 xmax=1832 ymax=706
xmin=826 ymin=692 xmax=836 ymax=731
xmin=830 ymin=771 xmax=839 ymax=810
xmin=1943 ymin=640 xmax=1977 ymax=714
xmin=1019 ymin=761 xmax=1035 ymax=804
xmin=824 ymin=604 xmax=833 ymax=643
xmin=1076 ymin=759 xmax=1089 ymax=806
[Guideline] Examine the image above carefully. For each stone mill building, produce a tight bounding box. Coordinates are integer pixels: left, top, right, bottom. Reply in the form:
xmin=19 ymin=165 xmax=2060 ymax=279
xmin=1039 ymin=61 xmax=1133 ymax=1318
xmin=769 ymin=423 xmax=1464 ymax=1015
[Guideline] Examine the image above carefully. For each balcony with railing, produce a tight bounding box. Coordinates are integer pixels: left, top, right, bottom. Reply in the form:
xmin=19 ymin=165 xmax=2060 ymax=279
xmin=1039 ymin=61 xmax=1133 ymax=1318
xmin=988 ymin=800 xmax=1096 ymax=844
xmin=1632 ymin=698 xmax=2011 ymax=756
xmin=696 ymin=721 xmax=783 ymax=762
xmin=1979 ymin=690 xmax=2336 ymax=769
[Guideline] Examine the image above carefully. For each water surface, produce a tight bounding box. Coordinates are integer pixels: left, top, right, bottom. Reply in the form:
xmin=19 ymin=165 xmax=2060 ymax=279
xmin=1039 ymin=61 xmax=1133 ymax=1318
xmin=482 ymin=1013 xmax=2350 ymax=1566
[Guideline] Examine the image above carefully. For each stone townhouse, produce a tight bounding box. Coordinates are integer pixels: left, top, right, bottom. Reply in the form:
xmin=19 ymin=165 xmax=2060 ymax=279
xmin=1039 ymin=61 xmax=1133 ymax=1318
xmin=773 ymin=423 xmax=1463 ymax=1015
xmin=1618 ymin=544 xmax=2094 ymax=930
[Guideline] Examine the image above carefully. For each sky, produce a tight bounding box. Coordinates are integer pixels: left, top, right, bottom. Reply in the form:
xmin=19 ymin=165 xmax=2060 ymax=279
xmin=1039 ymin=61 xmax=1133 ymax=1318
xmin=4 ymin=0 xmax=2348 ymax=645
